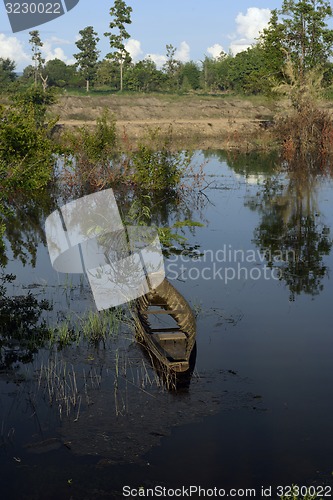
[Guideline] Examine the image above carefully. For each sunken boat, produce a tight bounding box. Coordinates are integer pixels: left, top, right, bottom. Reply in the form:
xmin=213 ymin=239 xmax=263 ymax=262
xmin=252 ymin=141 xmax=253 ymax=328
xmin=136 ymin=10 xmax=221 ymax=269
xmin=134 ymin=278 xmax=196 ymax=379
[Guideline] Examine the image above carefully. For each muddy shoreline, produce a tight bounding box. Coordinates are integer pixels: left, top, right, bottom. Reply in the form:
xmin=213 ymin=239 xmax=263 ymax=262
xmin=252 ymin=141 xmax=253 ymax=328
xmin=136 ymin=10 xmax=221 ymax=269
xmin=51 ymin=93 xmax=282 ymax=150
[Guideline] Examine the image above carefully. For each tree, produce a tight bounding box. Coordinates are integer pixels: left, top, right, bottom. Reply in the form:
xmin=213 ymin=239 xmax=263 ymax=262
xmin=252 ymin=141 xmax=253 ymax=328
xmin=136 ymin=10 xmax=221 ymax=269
xmin=0 ymin=58 xmax=16 ymax=89
xmin=104 ymin=0 xmax=133 ymax=92
xmin=265 ymin=1 xmax=333 ymax=81
xmin=74 ymin=26 xmax=100 ymax=92
xmin=44 ymin=59 xmax=72 ymax=87
xmin=21 ymin=65 xmax=34 ymax=83
xmin=258 ymin=9 xmax=286 ymax=85
xmin=95 ymin=59 xmax=119 ymax=89
xmin=124 ymin=58 xmax=164 ymax=92
xmin=227 ymin=46 xmax=271 ymax=94
xmin=162 ymin=44 xmax=182 ymax=91
xmin=179 ymin=61 xmax=201 ymax=91
xmin=29 ymin=30 xmax=44 ymax=87
xmin=200 ymin=52 xmax=233 ymax=92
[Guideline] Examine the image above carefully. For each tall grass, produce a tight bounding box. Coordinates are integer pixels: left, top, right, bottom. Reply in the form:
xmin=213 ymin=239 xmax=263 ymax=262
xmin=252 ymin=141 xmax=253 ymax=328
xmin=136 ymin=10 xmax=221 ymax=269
xmin=273 ymin=58 xmax=333 ymax=171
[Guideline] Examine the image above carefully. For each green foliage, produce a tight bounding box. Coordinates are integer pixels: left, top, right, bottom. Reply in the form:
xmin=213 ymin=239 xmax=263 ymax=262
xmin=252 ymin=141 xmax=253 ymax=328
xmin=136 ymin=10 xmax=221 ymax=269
xmin=44 ymin=59 xmax=76 ymax=87
xmin=64 ymin=108 xmax=117 ymax=162
xmin=0 ymin=272 xmax=52 ymax=369
xmin=74 ymin=26 xmax=100 ymax=92
xmin=125 ymin=195 xmax=204 ymax=256
xmin=130 ymin=140 xmax=191 ymax=191
xmin=279 ymin=0 xmax=333 ymax=77
xmin=124 ymin=58 xmax=165 ymax=92
xmin=201 ymin=53 xmax=232 ymax=92
xmin=0 ymin=87 xmax=56 ymax=191
xmin=229 ymin=46 xmax=271 ymax=94
xmin=179 ymin=61 xmax=201 ymax=91
xmin=96 ymin=59 xmax=120 ymax=89
xmin=12 ymin=86 xmax=57 ymax=127
xmin=158 ymin=220 xmax=204 ymax=252
xmin=0 ymin=58 xmax=16 ymax=90
xmin=163 ymin=44 xmax=182 ymax=91
xmin=104 ymin=0 xmax=133 ymax=91
xmin=258 ymin=9 xmax=286 ymax=85
xmin=60 ymin=109 xmax=118 ymax=191
xmin=260 ymin=0 xmax=333 ymax=86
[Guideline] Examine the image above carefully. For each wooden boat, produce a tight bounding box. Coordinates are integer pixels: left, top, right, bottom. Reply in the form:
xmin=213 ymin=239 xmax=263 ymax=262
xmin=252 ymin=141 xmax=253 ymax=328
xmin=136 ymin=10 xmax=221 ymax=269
xmin=134 ymin=278 xmax=196 ymax=377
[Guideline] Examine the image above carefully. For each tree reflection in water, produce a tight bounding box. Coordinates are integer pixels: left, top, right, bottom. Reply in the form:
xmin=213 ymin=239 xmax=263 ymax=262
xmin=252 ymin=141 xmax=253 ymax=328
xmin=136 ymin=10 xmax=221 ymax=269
xmin=0 ymin=191 xmax=55 ymax=268
xmin=247 ymin=163 xmax=333 ymax=300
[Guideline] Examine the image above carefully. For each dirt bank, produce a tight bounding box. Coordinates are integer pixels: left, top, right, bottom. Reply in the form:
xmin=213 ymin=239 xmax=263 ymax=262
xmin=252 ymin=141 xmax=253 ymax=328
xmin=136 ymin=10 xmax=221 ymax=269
xmin=51 ymin=93 xmax=283 ymax=150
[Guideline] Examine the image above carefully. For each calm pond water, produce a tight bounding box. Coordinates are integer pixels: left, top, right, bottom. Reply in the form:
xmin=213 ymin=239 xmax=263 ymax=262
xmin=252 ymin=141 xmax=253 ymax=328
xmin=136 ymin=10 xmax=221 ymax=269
xmin=1 ymin=150 xmax=333 ymax=499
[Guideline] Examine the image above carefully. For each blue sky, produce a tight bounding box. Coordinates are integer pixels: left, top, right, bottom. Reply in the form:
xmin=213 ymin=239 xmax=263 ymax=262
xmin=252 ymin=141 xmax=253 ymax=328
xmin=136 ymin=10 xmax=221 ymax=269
xmin=0 ymin=1 xmax=284 ymax=71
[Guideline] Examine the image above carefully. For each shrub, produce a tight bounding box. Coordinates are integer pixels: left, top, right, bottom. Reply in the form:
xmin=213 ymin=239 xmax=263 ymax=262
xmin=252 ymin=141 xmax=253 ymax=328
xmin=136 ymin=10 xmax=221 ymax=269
xmin=0 ymin=87 xmax=58 ymax=189
xmin=129 ymin=128 xmax=192 ymax=192
xmin=60 ymin=109 xmax=119 ymax=191
xmin=273 ymin=60 xmax=333 ymax=171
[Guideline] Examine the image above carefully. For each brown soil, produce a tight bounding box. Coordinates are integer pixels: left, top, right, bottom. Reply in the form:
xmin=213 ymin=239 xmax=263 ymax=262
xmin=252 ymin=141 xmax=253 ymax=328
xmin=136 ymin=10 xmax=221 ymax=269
xmin=51 ymin=93 xmax=283 ymax=150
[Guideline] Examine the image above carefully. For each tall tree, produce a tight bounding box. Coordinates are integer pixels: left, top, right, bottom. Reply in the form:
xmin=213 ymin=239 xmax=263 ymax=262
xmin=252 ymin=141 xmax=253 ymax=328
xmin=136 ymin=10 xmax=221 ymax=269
xmin=162 ymin=44 xmax=181 ymax=91
xmin=104 ymin=0 xmax=132 ymax=92
xmin=179 ymin=61 xmax=201 ymax=91
xmin=74 ymin=26 xmax=100 ymax=92
xmin=259 ymin=9 xmax=286 ymax=84
xmin=29 ymin=30 xmax=44 ymax=87
xmin=278 ymin=0 xmax=333 ymax=79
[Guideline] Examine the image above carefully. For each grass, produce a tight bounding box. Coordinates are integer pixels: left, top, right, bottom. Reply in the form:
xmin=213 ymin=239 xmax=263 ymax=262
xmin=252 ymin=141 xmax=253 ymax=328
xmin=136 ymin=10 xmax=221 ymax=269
xmin=37 ymin=329 xmax=170 ymax=420
xmin=48 ymin=307 xmax=125 ymax=349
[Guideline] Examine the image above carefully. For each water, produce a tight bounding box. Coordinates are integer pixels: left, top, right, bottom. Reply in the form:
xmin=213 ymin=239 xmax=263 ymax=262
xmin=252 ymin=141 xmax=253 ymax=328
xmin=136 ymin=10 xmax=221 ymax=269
xmin=1 ymin=150 xmax=333 ymax=499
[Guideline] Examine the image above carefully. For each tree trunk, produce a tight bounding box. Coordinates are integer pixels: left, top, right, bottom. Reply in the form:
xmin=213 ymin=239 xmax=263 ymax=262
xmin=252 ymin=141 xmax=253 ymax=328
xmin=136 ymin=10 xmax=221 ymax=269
xmin=40 ymin=74 xmax=48 ymax=92
xmin=86 ymin=79 xmax=89 ymax=92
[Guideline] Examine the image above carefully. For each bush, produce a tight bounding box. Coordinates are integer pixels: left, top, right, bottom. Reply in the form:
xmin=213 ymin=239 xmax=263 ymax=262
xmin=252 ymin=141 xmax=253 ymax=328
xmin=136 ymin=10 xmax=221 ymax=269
xmin=0 ymin=88 xmax=57 ymax=191
xmin=275 ymin=105 xmax=333 ymax=169
xmin=129 ymin=128 xmax=192 ymax=192
xmin=60 ymin=109 xmax=118 ymax=192
xmin=274 ymin=63 xmax=333 ymax=171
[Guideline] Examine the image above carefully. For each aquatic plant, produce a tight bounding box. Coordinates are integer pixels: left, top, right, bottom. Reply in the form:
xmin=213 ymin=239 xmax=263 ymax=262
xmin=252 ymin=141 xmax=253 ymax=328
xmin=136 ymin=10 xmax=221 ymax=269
xmin=59 ymin=109 xmax=119 ymax=193
xmin=80 ymin=308 xmax=124 ymax=346
xmin=129 ymin=126 xmax=192 ymax=192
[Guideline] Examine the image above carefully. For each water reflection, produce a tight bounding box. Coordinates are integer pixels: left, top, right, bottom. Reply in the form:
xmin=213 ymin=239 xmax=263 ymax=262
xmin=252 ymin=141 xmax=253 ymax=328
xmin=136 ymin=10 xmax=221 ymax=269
xmin=0 ymin=191 xmax=54 ymax=268
xmin=247 ymin=169 xmax=333 ymax=300
xmin=0 ymin=272 xmax=52 ymax=371
xmin=202 ymin=149 xmax=279 ymax=177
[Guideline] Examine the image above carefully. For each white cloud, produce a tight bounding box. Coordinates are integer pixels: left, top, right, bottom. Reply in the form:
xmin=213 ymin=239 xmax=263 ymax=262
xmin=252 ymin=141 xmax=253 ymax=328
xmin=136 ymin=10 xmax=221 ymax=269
xmin=207 ymin=43 xmax=225 ymax=59
xmin=229 ymin=7 xmax=271 ymax=55
xmin=47 ymin=36 xmax=72 ymax=46
xmin=175 ymin=41 xmax=190 ymax=63
xmin=230 ymin=41 xmax=252 ymax=56
xmin=145 ymin=53 xmax=167 ymax=69
xmin=42 ymin=39 xmax=75 ymax=65
xmin=0 ymin=33 xmax=30 ymax=67
xmin=124 ymin=38 xmax=143 ymax=62
xmin=236 ymin=7 xmax=271 ymax=40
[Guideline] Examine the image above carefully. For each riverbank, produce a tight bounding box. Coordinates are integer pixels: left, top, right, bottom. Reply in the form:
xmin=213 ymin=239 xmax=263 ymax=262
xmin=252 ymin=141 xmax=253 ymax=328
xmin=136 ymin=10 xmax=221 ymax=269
xmin=51 ymin=93 xmax=286 ymax=150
